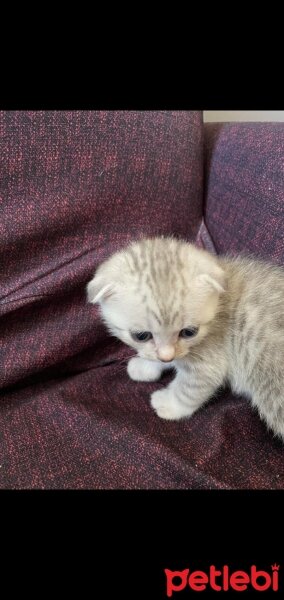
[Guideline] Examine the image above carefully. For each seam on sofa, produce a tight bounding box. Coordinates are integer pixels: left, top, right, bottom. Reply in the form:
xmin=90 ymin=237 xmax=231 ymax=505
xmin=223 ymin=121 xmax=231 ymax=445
xmin=0 ymin=244 xmax=99 ymax=304
xmin=196 ymin=219 xmax=217 ymax=254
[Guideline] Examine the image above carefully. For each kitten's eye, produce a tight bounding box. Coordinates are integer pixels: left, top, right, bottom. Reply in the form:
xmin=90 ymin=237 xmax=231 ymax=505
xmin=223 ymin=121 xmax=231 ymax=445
xmin=131 ymin=331 xmax=153 ymax=342
xmin=179 ymin=327 xmax=199 ymax=338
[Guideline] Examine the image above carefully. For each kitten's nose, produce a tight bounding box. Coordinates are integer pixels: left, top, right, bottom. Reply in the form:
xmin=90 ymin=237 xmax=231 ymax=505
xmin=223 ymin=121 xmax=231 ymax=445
xmin=157 ymin=346 xmax=175 ymax=362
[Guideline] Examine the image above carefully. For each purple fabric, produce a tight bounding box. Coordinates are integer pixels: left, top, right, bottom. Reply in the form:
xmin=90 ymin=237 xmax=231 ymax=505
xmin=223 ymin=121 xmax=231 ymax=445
xmin=2 ymin=371 xmax=283 ymax=489
xmin=0 ymin=111 xmax=203 ymax=391
xmin=0 ymin=110 xmax=207 ymax=489
xmin=196 ymin=219 xmax=217 ymax=254
xmin=1 ymin=113 xmax=283 ymax=489
xmin=204 ymin=122 xmax=284 ymax=263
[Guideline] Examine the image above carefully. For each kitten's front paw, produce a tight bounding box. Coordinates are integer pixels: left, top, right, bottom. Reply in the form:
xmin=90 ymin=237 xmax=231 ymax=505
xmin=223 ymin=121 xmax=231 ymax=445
xmin=127 ymin=357 xmax=163 ymax=382
xmin=151 ymin=389 xmax=194 ymax=420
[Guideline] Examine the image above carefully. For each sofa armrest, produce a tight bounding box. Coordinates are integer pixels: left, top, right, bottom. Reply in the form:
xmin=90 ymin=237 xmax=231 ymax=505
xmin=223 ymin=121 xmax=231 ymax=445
xmin=204 ymin=122 xmax=284 ymax=264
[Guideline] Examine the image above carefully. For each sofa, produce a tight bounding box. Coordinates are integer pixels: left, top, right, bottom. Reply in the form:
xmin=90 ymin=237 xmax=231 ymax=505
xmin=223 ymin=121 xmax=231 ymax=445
xmin=1 ymin=110 xmax=283 ymax=489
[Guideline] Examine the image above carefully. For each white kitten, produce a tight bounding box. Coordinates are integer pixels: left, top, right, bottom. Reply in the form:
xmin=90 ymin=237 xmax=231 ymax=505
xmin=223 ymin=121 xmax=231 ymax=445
xmin=87 ymin=237 xmax=284 ymax=441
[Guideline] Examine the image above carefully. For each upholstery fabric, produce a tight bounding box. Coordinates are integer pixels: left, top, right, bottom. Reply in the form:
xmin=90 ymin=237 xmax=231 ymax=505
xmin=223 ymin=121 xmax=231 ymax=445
xmin=0 ymin=111 xmax=203 ymax=391
xmin=0 ymin=110 xmax=209 ymax=488
xmin=204 ymin=122 xmax=284 ymax=263
xmin=1 ymin=113 xmax=283 ymax=489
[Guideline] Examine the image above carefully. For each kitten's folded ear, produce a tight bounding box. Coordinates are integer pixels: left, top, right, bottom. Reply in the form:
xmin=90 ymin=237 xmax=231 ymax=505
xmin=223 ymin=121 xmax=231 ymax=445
xmin=197 ymin=265 xmax=226 ymax=294
xmin=86 ymin=275 xmax=115 ymax=304
xmin=87 ymin=253 xmax=127 ymax=304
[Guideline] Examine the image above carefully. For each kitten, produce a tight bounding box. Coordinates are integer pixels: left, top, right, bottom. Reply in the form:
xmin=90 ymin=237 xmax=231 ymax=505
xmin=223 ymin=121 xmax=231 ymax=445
xmin=87 ymin=237 xmax=284 ymax=441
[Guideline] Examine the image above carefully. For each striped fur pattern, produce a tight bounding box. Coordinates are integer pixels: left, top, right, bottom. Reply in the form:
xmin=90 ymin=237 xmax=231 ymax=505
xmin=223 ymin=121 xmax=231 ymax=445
xmin=87 ymin=237 xmax=284 ymax=441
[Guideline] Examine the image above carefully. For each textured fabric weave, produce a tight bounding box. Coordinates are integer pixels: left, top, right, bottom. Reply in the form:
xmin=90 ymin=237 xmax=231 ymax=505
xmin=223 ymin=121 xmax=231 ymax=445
xmin=1 ymin=114 xmax=283 ymax=489
xmin=204 ymin=122 xmax=284 ymax=262
xmin=0 ymin=111 xmax=203 ymax=391
xmin=0 ymin=110 xmax=208 ymax=488
xmin=2 ymin=372 xmax=283 ymax=489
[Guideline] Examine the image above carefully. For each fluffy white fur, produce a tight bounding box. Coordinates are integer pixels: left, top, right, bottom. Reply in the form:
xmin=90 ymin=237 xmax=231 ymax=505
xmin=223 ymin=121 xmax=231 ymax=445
xmin=87 ymin=237 xmax=284 ymax=440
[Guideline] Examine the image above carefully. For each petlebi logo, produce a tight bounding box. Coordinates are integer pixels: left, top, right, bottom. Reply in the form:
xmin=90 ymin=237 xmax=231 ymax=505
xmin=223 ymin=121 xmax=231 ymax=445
xmin=165 ymin=564 xmax=280 ymax=595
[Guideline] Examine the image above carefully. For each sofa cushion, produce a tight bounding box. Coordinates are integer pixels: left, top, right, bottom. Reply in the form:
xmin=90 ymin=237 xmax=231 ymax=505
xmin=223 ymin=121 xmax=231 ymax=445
xmin=2 ymin=368 xmax=283 ymax=489
xmin=0 ymin=110 xmax=211 ymax=489
xmin=2 ymin=114 xmax=283 ymax=490
xmin=204 ymin=122 xmax=284 ymax=263
xmin=0 ymin=111 xmax=203 ymax=391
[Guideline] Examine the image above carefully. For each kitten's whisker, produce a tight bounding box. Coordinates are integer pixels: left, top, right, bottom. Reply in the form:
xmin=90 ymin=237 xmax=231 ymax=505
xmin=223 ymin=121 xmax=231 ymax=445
xmin=115 ymin=354 xmax=136 ymax=364
xmin=111 ymin=354 xmax=137 ymax=372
